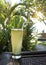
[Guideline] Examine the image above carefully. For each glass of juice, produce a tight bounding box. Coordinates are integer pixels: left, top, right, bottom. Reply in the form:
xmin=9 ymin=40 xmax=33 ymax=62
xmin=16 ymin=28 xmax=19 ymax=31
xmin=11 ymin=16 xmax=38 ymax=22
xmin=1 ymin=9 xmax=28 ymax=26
xmin=11 ymin=29 xmax=23 ymax=54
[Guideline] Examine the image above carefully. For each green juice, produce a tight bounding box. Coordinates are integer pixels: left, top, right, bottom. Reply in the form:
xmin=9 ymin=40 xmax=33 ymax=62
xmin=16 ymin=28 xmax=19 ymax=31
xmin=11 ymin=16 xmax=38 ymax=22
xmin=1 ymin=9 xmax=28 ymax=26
xmin=11 ymin=29 xmax=23 ymax=54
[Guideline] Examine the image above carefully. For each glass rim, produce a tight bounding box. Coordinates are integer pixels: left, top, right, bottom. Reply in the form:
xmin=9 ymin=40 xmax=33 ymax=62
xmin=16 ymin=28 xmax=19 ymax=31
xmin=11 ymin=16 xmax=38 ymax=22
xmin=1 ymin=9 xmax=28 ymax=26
xmin=11 ymin=28 xmax=23 ymax=31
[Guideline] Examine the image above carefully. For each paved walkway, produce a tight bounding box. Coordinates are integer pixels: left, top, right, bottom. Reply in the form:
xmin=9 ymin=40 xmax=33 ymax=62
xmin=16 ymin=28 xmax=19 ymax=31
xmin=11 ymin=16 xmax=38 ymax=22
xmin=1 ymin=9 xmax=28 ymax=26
xmin=36 ymin=44 xmax=46 ymax=51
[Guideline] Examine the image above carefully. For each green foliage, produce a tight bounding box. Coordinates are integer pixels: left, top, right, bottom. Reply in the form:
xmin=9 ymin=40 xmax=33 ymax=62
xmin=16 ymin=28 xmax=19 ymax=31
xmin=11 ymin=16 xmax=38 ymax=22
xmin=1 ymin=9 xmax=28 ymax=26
xmin=22 ymin=22 xmax=37 ymax=51
xmin=0 ymin=0 xmax=12 ymax=53
xmin=0 ymin=26 xmax=12 ymax=53
xmin=0 ymin=0 xmax=46 ymax=53
xmin=9 ymin=16 xmax=25 ymax=28
xmin=0 ymin=1 xmax=11 ymax=53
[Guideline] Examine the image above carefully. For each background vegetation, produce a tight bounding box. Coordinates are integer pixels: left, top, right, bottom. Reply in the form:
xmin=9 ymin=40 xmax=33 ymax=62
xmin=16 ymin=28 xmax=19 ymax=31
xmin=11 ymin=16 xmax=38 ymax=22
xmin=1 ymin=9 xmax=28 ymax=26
xmin=0 ymin=0 xmax=46 ymax=53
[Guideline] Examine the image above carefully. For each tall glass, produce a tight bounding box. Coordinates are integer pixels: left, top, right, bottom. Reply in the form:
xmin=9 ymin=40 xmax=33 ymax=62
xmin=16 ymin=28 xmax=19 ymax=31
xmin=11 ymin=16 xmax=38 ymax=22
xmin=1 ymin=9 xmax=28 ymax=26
xmin=11 ymin=29 xmax=23 ymax=54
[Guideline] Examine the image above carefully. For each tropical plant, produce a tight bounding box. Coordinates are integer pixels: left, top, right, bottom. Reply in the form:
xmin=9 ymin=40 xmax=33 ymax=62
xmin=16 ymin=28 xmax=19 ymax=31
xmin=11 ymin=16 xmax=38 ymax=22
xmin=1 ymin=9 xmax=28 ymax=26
xmin=0 ymin=0 xmax=11 ymax=53
xmin=22 ymin=22 xmax=36 ymax=51
xmin=0 ymin=0 xmax=46 ymax=53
